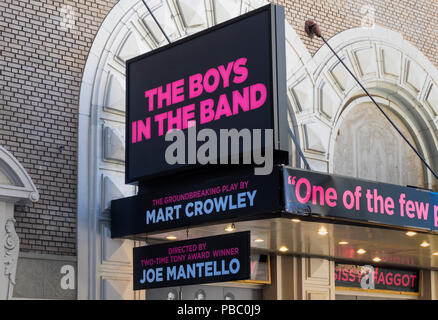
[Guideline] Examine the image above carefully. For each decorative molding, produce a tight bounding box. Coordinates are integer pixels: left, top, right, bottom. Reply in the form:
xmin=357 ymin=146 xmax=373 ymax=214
xmin=100 ymin=276 xmax=134 ymax=300
xmin=103 ymin=125 xmax=125 ymax=163
xmin=100 ymin=223 xmax=132 ymax=266
xmin=103 ymin=74 xmax=126 ymax=114
xmin=287 ymin=26 xmax=438 ymax=191
xmin=0 ymin=146 xmax=38 ymax=300
xmin=0 ymin=146 xmax=39 ymax=204
xmin=4 ymin=218 xmax=19 ymax=299
xmin=102 ymin=175 xmax=125 ymax=211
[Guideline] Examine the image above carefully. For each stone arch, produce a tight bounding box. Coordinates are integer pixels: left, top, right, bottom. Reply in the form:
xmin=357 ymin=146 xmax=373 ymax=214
xmin=77 ymin=0 xmax=311 ymax=299
xmin=0 ymin=146 xmax=39 ymax=203
xmin=330 ymin=96 xmax=427 ymax=187
xmin=0 ymin=146 xmax=39 ymax=299
xmin=288 ymin=26 xmax=438 ymax=189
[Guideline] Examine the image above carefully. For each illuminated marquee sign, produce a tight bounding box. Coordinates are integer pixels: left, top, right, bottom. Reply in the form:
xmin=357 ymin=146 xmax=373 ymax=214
xmin=283 ymin=167 xmax=438 ymax=232
xmin=133 ymin=232 xmax=250 ymax=290
xmin=111 ymin=167 xmax=281 ymax=238
xmin=335 ymin=263 xmax=420 ymax=294
xmin=125 ymin=4 xmax=287 ymax=183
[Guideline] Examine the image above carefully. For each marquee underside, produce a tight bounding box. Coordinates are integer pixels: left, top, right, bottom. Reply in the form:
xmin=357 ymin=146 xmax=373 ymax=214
xmin=143 ymin=218 xmax=438 ymax=271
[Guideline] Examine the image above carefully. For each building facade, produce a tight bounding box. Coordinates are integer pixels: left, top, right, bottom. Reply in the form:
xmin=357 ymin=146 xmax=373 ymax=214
xmin=1 ymin=0 xmax=437 ymax=299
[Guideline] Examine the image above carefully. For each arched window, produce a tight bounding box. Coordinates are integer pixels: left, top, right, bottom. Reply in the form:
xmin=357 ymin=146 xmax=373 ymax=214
xmin=333 ymin=99 xmax=425 ymax=187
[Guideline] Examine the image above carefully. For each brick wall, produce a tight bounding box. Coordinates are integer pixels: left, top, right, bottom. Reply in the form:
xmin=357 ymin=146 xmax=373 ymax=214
xmin=273 ymin=0 xmax=438 ymax=68
xmin=1 ymin=0 xmax=437 ymax=256
xmin=0 ymin=0 xmax=116 ymax=255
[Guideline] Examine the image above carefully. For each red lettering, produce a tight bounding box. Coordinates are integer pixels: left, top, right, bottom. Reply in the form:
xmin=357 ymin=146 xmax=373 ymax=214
xmin=233 ymin=58 xmax=248 ymax=84
xmin=410 ymin=275 xmax=417 ymax=287
xmin=295 ymin=178 xmax=311 ymax=203
xmin=132 ymin=118 xmax=151 ymax=143
xmin=157 ymin=83 xmax=171 ymax=109
xmin=145 ymin=88 xmax=158 ymax=111
xmin=434 ymin=205 xmax=438 ymax=227
xmin=385 ymin=197 xmax=395 ymax=215
xmin=385 ymin=272 xmax=393 ymax=286
xmin=406 ymin=200 xmax=415 ymax=218
xmin=182 ymin=104 xmax=195 ymax=129
xmin=167 ymin=108 xmax=181 ymax=131
xmin=154 ymin=112 xmax=167 ymax=136
xmin=349 ymin=270 xmax=355 ymax=282
xmin=394 ymin=273 xmax=401 ymax=286
xmin=401 ymin=274 xmax=410 ymax=287
xmin=342 ymin=269 xmax=349 ymax=282
xmin=200 ymin=99 xmax=215 ymax=124
xmin=217 ymin=61 xmax=234 ymax=88
xmin=189 ymin=73 xmax=203 ymax=99
xmin=415 ymin=201 xmax=429 ymax=220
xmin=378 ymin=271 xmax=385 ymax=285
xmin=232 ymin=87 xmax=249 ymax=113
xmin=132 ymin=121 xmax=136 ymax=143
xmin=203 ymin=68 xmax=220 ymax=93
xmin=172 ymin=78 xmax=185 ymax=104
xmin=326 ymin=188 xmax=337 ymax=207
xmin=214 ymin=94 xmax=232 ymax=120
xmin=250 ymin=83 xmax=266 ymax=109
xmin=312 ymin=185 xmax=325 ymax=206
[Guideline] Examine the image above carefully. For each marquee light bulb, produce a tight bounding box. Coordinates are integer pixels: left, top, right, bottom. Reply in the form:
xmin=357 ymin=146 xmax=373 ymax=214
xmin=317 ymin=227 xmax=328 ymax=235
xmin=254 ymin=238 xmax=264 ymax=243
xmin=420 ymin=241 xmax=430 ymax=248
xmin=338 ymin=241 xmax=349 ymax=245
xmin=224 ymin=224 xmax=236 ymax=232
xmin=406 ymin=231 xmax=417 ymax=237
xmin=372 ymin=257 xmax=382 ymax=262
xmin=291 ymin=219 xmax=301 ymax=223
xmin=357 ymin=248 xmax=366 ymax=255
xmin=279 ymin=246 xmax=288 ymax=252
xmin=166 ymin=235 xmax=177 ymax=240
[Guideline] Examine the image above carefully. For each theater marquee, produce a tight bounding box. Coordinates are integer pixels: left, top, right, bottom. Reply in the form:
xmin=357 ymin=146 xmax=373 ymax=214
xmin=133 ymin=232 xmax=251 ymax=290
xmin=111 ymin=167 xmax=282 ymax=238
xmin=125 ymin=4 xmax=288 ymax=183
xmin=335 ymin=263 xmax=420 ymax=294
xmin=283 ymin=167 xmax=438 ymax=232
xmin=109 ymin=2 xmax=438 ymax=293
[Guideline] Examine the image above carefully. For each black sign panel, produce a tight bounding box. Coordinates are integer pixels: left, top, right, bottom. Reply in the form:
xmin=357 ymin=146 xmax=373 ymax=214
xmin=126 ymin=4 xmax=287 ymax=183
xmin=111 ymin=167 xmax=281 ymax=238
xmin=283 ymin=167 xmax=438 ymax=232
xmin=133 ymin=232 xmax=250 ymax=290
xmin=335 ymin=263 xmax=420 ymax=293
